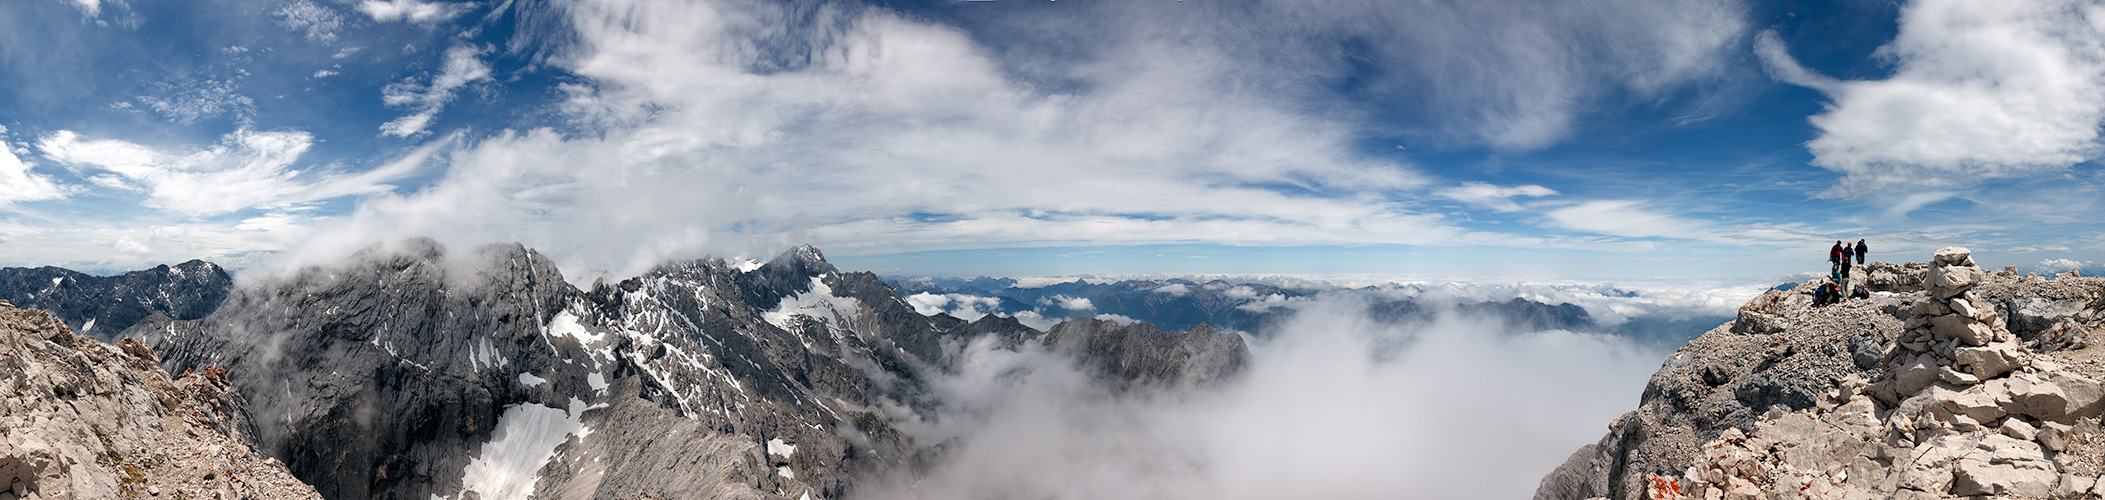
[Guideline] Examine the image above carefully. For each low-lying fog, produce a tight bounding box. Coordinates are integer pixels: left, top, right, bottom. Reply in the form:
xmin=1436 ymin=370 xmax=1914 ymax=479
xmin=860 ymin=286 xmax=1735 ymax=499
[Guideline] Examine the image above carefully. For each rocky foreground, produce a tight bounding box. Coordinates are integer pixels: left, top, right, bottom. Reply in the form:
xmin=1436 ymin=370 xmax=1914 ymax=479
xmin=1539 ymin=248 xmax=2105 ymax=500
xmin=0 ymin=300 xmax=320 ymax=500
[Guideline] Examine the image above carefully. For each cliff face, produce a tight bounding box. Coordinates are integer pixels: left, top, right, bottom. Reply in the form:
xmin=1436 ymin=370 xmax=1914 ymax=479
xmin=0 ymin=300 xmax=320 ymax=500
xmin=1538 ymin=248 xmax=2105 ymax=500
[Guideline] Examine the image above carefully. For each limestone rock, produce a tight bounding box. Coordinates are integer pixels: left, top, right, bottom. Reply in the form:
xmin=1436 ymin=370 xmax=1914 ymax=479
xmin=1999 ymin=419 xmax=2038 ymax=441
xmin=1952 ymin=458 xmax=2055 ymax=497
xmin=2003 ymin=375 xmax=2073 ymax=421
xmin=1949 ymin=297 xmax=1980 ymax=319
xmin=1931 ymin=313 xmax=1994 ymax=346
xmin=0 ymin=303 xmax=322 ymax=500
xmin=1926 ymin=265 xmax=1985 ymax=291
xmin=2038 ymin=422 xmax=2074 ymax=451
xmin=1933 ymin=246 xmax=1974 ymax=267
xmin=1952 ymin=342 xmax=2026 ymax=379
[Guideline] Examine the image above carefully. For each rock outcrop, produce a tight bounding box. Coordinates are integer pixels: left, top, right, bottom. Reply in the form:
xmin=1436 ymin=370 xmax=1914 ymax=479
xmin=1540 ymin=247 xmax=2105 ymax=500
xmin=0 ymin=300 xmax=320 ymax=500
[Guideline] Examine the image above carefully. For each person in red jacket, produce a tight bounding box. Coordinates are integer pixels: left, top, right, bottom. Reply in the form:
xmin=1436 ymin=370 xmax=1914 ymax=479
xmin=1830 ymin=241 xmax=1843 ymax=265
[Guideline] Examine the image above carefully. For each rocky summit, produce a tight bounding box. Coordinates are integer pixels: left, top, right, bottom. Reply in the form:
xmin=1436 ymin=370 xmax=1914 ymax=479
xmin=0 ymin=299 xmax=320 ymax=500
xmin=1539 ymin=247 xmax=2105 ymax=500
xmin=122 ymin=240 xmax=1247 ymax=500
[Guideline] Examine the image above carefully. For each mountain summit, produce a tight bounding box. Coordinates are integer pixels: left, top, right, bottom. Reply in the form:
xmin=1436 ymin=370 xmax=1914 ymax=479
xmin=1538 ymin=248 xmax=2105 ymax=500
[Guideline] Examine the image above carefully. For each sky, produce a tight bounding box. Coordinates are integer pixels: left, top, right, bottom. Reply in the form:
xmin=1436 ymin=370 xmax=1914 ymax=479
xmin=4 ymin=0 xmax=2105 ymax=283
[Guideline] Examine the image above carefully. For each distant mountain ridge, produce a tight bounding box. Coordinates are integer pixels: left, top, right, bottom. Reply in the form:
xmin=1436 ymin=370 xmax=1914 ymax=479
xmin=892 ymin=275 xmax=1720 ymax=347
xmin=0 ymin=259 xmax=232 ymax=341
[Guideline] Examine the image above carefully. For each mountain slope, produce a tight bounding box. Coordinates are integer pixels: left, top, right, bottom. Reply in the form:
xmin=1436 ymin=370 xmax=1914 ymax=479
xmin=0 ymin=300 xmax=319 ymax=500
xmin=139 ymin=240 xmax=1249 ymax=500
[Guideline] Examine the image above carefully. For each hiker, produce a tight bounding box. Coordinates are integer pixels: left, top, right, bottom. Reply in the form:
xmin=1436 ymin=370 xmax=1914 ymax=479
xmin=1814 ymin=281 xmax=1832 ymax=306
xmin=1855 ymin=239 xmax=1868 ymax=265
xmin=1830 ymin=241 xmax=1844 ymax=265
xmin=1840 ymin=243 xmax=1854 ymax=279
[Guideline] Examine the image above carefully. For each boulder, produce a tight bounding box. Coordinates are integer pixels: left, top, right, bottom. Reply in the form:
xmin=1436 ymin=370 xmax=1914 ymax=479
xmin=2037 ymin=422 xmax=2074 ymax=451
xmin=1949 ymin=298 xmax=1980 ymax=319
xmin=1897 ymin=356 xmax=1943 ymax=396
xmin=1999 ymin=419 xmax=2037 ymax=441
xmin=2040 ymin=371 xmax=2104 ymax=418
xmin=1925 ymin=265 xmax=1985 ymax=291
xmin=2002 ymin=375 xmax=2073 ymax=420
xmin=2057 ymin=475 xmax=2097 ymax=499
xmin=1951 ymin=460 xmax=2056 ymax=497
xmin=1931 ymin=314 xmax=1994 ymax=346
xmin=1910 ymin=299 xmax=1951 ymax=318
xmin=1936 ymin=387 xmax=2008 ymax=424
xmin=1951 ymin=342 xmax=2025 ymax=379
xmin=1933 ymin=246 xmax=1973 ymax=266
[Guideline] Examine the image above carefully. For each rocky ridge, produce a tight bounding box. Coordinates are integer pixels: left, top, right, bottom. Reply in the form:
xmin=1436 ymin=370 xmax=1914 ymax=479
xmin=0 ymin=260 xmax=232 ymax=342
xmin=135 ymin=240 xmax=1250 ymax=500
xmin=0 ymin=300 xmax=319 ymax=500
xmin=1539 ymin=248 xmax=2105 ymax=500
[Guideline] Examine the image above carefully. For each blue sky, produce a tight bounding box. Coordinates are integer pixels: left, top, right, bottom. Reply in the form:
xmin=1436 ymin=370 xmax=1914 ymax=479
xmin=2 ymin=0 xmax=2103 ymax=282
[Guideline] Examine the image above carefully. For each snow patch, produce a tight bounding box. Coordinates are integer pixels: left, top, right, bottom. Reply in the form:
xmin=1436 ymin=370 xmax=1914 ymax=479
xmin=762 ymin=277 xmax=863 ymax=331
xmin=733 ymin=258 xmax=764 ymax=272
xmin=50 ymin=277 xmax=61 ymax=287
xmin=767 ymin=438 xmax=796 ymax=457
xmin=587 ymin=371 xmax=608 ymax=394
xmin=776 ymin=466 xmax=795 ymax=479
xmin=455 ymin=398 xmax=601 ymax=500
xmin=547 ymin=310 xmax=603 ymax=344
xmin=517 ymin=372 xmax=545 ymax=388
xmin=81 ymin=318 xmax=95 ymax=333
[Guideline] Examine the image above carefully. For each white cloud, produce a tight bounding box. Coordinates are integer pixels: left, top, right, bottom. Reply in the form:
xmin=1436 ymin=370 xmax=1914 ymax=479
xmin=906 ymin=292 xmax=1005 ymax=321
xmin=862 ymin=296 xmax=1664 ymax=499
xmin=380 ymin=44 xmax=492 ymax=137
xmin=1437 ymin=182 xmax=1559 ymax=212
xmin=2035 ymin=258 xmax=2097 ymax=274
xmin=359 ymin=0 xmax=469 ymax=23
xmin=1221 ymin=0 xmax=1745 ymax=149
xmin=36 ymin=129 xmax=429 ymax=217
xmin=1152 ymin=283 xmax=1191 ymax=296
xmin=1756 ymin=0 xmax=2105 ymax=197
xmin=313 ymin=69 xmax=339 ymax=78
xmin=305 ymin=1 xmax=1610 ymax=281
xmin=1544 ymin=200 xmax=1709 ymax=239
xmin=66 ymin=0 xmax=99 ymax=17
xmin=1053 ymin=295 xmax=1094 ymax=311
xmin=1090 ymin=313 xmax=1137 ymax=325
xmin=1235 ymin=293 xmax=1292 ymax=313
xmin=0 ymin=139 xmax=68 ymax=206
xmin=277 ymin=0 xmax=345 ymax=43
xmin=135 ymin=78 xmax=254 ymax=125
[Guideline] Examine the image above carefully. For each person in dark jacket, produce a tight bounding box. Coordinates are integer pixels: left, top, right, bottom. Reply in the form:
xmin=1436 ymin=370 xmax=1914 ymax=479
xmin=1840 ymin=244 xmax=1854 ymax=278
xmin=1855 ymin=239 xmax=1868 ymax=265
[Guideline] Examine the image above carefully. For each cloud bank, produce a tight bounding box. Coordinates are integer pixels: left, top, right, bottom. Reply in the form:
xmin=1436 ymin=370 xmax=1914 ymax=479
xmin=860 ymin=293 xmax=1664 ymax=499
